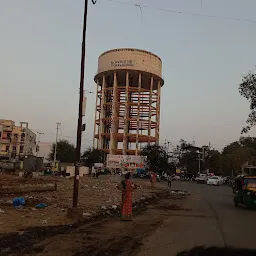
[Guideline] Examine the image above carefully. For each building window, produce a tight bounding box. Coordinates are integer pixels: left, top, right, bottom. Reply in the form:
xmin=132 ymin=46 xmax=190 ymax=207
xmin=20 ymin=146 xmax=24 ymax=153
xmin=7 ymin=133 xmax=11 ymax=139
xmin=21 ymin=133 xmax=25 ymax=142
xmin=6 ymin=146 xmax=9 ymax=152
xmin=13 ymin=146 xmax=16 ymax=151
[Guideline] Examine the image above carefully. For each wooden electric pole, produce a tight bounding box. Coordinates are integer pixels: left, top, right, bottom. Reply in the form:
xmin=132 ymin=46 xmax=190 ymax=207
xmin=72 ymin=0 xmax=88 ymax=208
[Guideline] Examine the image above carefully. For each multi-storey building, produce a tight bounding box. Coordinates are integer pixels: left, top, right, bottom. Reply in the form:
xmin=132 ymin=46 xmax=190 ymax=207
xmin=0 ymin=120 xmax=36 ymax=159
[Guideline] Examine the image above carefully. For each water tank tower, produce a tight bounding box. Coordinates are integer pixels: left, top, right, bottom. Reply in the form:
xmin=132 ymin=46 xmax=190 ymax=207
xmin=93 ymin=48 xmax=164 ymax=155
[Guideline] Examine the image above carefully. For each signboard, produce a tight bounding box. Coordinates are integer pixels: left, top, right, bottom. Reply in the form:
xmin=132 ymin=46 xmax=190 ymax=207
xmin=111 ymin=60 xmax=135 ymax=68
xmin=94 ymin=163 xmax=104 ymax=168
xmin=176 ymin=169 xmax=181 ymax=174
xmin=107 ymin=155 xmax=145 ymax=169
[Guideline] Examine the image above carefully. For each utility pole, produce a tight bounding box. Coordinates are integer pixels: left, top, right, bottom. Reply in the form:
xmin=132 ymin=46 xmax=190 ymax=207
xmin=198 ymin=154 xmax=201 ymax=174
xmin=53 ymin=122 xmax=61 ymax=169
xmin=167 ymin=141 xmax=170 ymax=152
xmin=36 ymin=132 xmax=44 ymax=157
xmin=72 ymin=0 xmax=88 ymax=209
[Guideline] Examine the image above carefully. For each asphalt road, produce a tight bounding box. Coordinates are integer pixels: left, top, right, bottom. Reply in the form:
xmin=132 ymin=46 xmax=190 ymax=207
xmin=137 ymin=181 xmax=256 ymax=256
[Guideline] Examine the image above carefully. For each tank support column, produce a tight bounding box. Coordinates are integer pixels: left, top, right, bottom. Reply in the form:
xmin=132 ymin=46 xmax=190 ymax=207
xmin=156 ymin=81 xmax=161 ymax=145
xmin=99 ymin=75 xmax=106 ymax=149
xmin=122 ymin=71 xmax=129 ymax=155
xmin=93 ymin=80 xmax=99 ymax=148
xmin=110 ymin=72 xmax=118 ymax=155
xmin=136 ymin=73 xmax=142 ymax=155
xmin=148 ymin=76 xmax=153 ymax=145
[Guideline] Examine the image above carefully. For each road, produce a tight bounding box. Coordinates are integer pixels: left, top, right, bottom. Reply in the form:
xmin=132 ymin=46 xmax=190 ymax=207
xmin=4 ymin=181 xmax=255 ymax=256
xmin=137 ymin=181 xmax=256 ymax=256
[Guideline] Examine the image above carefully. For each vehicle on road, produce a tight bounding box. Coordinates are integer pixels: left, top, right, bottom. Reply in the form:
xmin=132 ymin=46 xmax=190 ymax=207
xmin=216 ymin=176 xmax=224 ymax=185
xmin=207 ymin=176 xmax=222 ymax=186
xmin=233 ymin=175 xmax=256 ymax=207
xmin=195 ymin=173 xmax=207 ymax=184
xmin=172 ymin=175 xmax=181 ymax=181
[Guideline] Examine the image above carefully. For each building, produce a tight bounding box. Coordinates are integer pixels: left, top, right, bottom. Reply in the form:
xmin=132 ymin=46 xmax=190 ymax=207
xmin=93 ymin=48 xmax=164 ymax=155
xmin=0 ymin=120 xmax=36 ymax=159
xmin=36 ymin=142 xmax=52 ymax=163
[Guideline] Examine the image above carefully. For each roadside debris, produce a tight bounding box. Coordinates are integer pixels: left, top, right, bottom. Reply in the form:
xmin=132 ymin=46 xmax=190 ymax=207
xmin=0 ymin=174 xmax=167 ymax=233
xmin=13 ymin=197 xmax=25 ymax=209
xmin=35 ymin=203 xmax=47 ymax=209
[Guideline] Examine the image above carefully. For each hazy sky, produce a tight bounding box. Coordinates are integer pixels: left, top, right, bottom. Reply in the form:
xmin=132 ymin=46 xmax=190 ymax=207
xmin=1 ymin=0 xmax=256 ymax=151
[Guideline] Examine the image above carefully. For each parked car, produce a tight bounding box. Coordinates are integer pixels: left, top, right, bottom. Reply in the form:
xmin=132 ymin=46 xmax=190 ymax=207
xmin=172 ymin=175 xmax=181 ymax=181
xmin=195 ymin=174 xmax=208 ymax=184
xmin=217 ymin=176 xmax=224 ymax=185
xmin=207 ymin=176 xmax=222 ymax=186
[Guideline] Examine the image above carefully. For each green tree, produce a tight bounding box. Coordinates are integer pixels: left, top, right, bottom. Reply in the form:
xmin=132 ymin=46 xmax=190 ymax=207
xmin=221 ymin=137 xmax=256 ymax=175
xmin=239 ymin=70 xmax=256 ymax=133
xmin=222 ymin=141 xmax=241 ymax=155
xmin=175 ymin=139 xmax=198 ymax=174
xmin=81 ymin=147 xmax=104 ymax=168
xmin=204 ymin=149 xmax=222 ymax=174
xmin=48 ymin=140 xmax=76 ymax=163
xmin=141 ymin=144 xmax=169 ymax=174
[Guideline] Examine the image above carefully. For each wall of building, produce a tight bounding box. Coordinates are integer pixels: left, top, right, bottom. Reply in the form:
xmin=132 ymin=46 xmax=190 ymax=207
xmin=0 ymin=120 xmax=36 ymax=159
xmin=37 ymin=142 xmax=52 ymax=163
xmin=66 ymin=166 xmax=89 ymax=177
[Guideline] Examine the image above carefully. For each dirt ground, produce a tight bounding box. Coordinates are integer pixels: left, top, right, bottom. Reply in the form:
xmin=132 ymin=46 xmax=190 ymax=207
xmin=0 ymin=189 xmax=189 ymax=256
xmin=0 ymin=174 xmax=163 ymax=234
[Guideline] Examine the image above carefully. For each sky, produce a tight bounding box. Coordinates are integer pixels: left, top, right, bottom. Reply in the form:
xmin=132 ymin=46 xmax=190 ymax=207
xmin=1 ymin=0 xmax=256 ymax=151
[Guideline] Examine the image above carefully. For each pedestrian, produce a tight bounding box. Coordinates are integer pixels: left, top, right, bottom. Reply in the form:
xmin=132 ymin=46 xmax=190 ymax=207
xmin=150 ymin=171 xmax=157 ymax=187
xmin=167 ymin=173 xmax=172 ymax=188
xmin=117 ymin=172 xmax=137 ymax=221
xmin=95 ymin=169 xmax=100 ymax=179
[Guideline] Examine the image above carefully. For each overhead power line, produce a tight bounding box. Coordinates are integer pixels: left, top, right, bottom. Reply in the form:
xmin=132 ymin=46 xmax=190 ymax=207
xmin=106 ymin=0 xmax=256 ymax=24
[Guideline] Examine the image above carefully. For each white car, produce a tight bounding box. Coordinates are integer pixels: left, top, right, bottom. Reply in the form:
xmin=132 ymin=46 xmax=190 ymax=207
xmin=173 ymin=175 xmax=180 ymax=181
xmin=207 ymin=176 xmax=222 ymax=186
xmin=216 ymin=176 xmax=224 ymax=185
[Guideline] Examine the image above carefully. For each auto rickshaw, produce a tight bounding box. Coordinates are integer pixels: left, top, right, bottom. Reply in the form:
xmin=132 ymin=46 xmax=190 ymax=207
xmin=233 ymin=175 xmax=256 ymax=207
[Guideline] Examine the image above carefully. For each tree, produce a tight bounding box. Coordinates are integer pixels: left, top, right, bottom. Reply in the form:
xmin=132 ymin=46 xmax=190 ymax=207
xmin=239 ymin=70 xmax=256 ymax=133
xmin=48 ymin=140 xmax=76 ymax=163
xmin=174 ymin=139 xmax=198 ymax=174
xmin=141 ymin=144 xmax=169 ymax=174
xmin=221 ymin=137 xmax=256 ymax=175
xmin=81 ymin=147 xmax=104 ymax=168
xmin=222 ymin=141 xmax=241 ymax=155
xmin=204 ymin=149 xmax=222 ymax=174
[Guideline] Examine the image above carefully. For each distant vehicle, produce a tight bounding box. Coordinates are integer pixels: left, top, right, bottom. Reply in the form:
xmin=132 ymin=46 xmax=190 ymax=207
xmin=207 ymin=176 xmax=222 ymax=186
xmin=173 ymin=175 xmax=181 ymax=181
xmin=195 ymin=174 xmax=207 ymax=184
xmin=217 ymin=176 xmax=224 ymax=185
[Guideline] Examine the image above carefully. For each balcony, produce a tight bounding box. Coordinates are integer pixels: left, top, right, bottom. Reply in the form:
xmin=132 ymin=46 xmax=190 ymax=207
xmin=0 ymin=151 xmax=10 ymax=156
xmin=3 ymin=126 xmax=13 ymax=132
xmin=1 ymin=137 xmax=11 ymax=143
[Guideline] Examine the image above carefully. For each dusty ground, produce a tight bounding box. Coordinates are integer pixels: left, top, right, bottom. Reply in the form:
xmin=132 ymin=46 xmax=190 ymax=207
xmin=0 ymin=189 xmax=189 ymax=256
xmin=2 ymin=181 xmax=256 ymax=256
xmin=0 ymin=174 xmax=163 ymax=234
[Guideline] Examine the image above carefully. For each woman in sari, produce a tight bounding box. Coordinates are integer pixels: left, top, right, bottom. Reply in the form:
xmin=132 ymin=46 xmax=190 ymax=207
xmin=117 ymin=172 xmax=137 ymax=221
xmin=150 ymin=172 xmax=157 ymax=187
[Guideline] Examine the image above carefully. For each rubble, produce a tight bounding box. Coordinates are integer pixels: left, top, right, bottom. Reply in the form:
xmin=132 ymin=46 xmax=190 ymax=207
xmin=0 ymin=174 xmax=163 ymax=233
